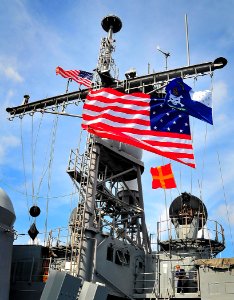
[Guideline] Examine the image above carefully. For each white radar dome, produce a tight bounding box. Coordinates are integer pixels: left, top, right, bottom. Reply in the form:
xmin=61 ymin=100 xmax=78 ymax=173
xmin=0 ymin=188 xmax=16 ymax=227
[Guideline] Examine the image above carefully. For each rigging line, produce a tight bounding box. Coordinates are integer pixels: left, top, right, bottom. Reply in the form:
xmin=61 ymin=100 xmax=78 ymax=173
xmin=32 ymin=111 xmax=49 ymax=201
xmin=216 ymin=150 xmax=234 ymax=255
xmin=192 ymin=73 xmax=208 ymax=199
xmin=160 ymin=156 xmax=175 ymax=239
xmin=164 ymin=159 xmax=180 ymax=201
xmin=35 ymin=164 xmax=50 ymax=201
xmin=160 ymin=178 xmax=174 ymax=297
xmin=44 ymin=110 xmax=60 ymax=245
xmin=159 ymin=155 xmax=169 ymax=227
xmin=163 ymin=188 xmax=171 ymax=257
xmin=76 ymin=119 xmax=84 ymax=157
xmin=0 ymin=178 xmax=79 ymax=199
xmin=36 ymin=162 xmax=49 ymax=199
xmin=147 ymin=81 xmax=169 ymax=94
xmin=196 ymin=74 xmax=212 ymax=256
xmin=17 ymin=226 xmax=69 ymax=237
xmin=38 ymin=110 xmax=82 ymax=118
xmin=198 ymin=70 xmax=213 ymax=196
xmin=174 ymin=181 xmax=181 ymax=205
xmin=65 ymin=181 xmax=78 ymax=263
xmin=197 ymin=178 xmax=214 ymax=256
xmin=35 ymin=113 xmax=60 ymax=200
xmin=32 ymin=108 xmax=44 ymax=159
xmin=190 ymin=77 xmax=199 ymax=195
xmin=29 ymin=111 xmax=50 ymax=205
xmin=20 ymin=118 xmax=30 ymax=222
xmin=162 ymin=156 xmax=180 ymax=200
xmin=190 ymin=116 xmax=196 ymax=195
xmin=179 ymin=161 xmax=182 ymax=194
xmin=31 ymin=114 xmax=36 ymax=205
xmin=210 ymin=72 xmax=233 ymax=254
xmin=199 ymin=123 xmax=208 ymax=197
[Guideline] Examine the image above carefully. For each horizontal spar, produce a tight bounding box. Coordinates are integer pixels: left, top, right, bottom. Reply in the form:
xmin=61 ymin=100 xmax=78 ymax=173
xmin=6 ymin=57 xmax=227 ymax=116
xmin=6 ymin=89 xmax=89 ymax=116
xmin=123 ymin=57 xmax=227 ymax=93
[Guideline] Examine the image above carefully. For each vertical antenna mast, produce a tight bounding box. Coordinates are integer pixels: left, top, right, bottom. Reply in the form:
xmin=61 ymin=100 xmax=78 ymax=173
xmin=157 ymin=46 xmax=170 ymax=70
xmin=96 ymin=15 xmax=122 ymax=85
xmin=185 ymin=13 xmax=191 ymax=66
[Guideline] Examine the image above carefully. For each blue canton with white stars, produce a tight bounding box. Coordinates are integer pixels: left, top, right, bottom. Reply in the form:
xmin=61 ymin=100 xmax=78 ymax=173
xmin=150 ymin=97 xmax=190 ymax=135
xmin=79 ymin=70 xmax=93 ymax=80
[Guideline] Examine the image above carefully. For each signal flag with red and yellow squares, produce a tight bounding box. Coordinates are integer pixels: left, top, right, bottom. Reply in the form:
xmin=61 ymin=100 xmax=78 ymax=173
xmin=150 ymin=163 xmax=177 ymax=189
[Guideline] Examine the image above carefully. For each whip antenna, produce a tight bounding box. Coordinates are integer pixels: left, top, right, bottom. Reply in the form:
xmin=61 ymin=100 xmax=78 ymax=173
xmin=185 ymin=13 xmax=191 ymax=66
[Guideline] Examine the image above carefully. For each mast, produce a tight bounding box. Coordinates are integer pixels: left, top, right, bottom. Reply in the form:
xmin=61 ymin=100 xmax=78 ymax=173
xmin=66 ymin=15 xmax=152 ymax=281
xmin=95 ymin=15 xmax=122 ymax=85
xmin=6 ymin=14 xmax=228 ymax=285
xmin=185 ymin=14 xmax=191 ymax=66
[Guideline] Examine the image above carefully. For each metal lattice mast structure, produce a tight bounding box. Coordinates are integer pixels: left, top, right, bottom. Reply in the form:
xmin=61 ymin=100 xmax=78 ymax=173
xmin=94 ymin=15 xmax=122 ymax=86
xmin=67 ymin=133 xmax=99 ymax=279
xmin=66 ymin=16 xmax=124 ymax=280
xmin=66 ymin=16 xmax=151 ymax=281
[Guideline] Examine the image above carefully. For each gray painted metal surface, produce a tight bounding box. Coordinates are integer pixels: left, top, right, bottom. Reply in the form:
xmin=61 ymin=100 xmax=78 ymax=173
xmin=40 ymin=269 xmax=81 ymax=300
xmin=79 ymin=281 xmax=108 ymax=300
xmin=0 ymin=188 xmax=16 ymax=300
xmin=198 ymin=265 xmax=234 ymax=300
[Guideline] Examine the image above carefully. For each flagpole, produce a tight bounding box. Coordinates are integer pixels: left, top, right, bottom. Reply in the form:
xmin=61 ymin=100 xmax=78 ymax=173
xmin=66 ymin=79 xmax=71 ymax=93
xmin=185 ymin=14 xmax=191 ymax=66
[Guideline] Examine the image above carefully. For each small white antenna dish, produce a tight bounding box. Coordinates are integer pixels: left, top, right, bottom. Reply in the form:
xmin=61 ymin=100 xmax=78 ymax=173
xmin=157 ymin=46 xmax=170 ymax=70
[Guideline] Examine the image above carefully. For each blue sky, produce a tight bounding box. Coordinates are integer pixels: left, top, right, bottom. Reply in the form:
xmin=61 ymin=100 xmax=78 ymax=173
xmin=0 ymin=0 xmax=234 ymax=257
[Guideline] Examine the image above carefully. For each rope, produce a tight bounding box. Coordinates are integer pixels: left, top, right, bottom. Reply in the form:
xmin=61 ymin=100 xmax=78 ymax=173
xmin=216 ymin=151 xmax=234 ymax=255
xmin=20 ymin=118 xmax=30 ymax=222
xmin=31 ymin=112 xmax=46 ymax=205
xmin=31 ymin=114 xmax=35 ymax=205
xmin=210 ymin=70 xmax=234 ymax=255
xmin=190 ymin=116 xmax=196 ymax=194
xmin=195 ymin=74 xmax=213 ymax=255
xmin=44 ymin=110 xmax=60 ymax=245
xmin=34 ymin=114 xmax=59 ymax=202
xmin=0 ymin=178 xmax=79 ymax=199
xmin=197 ymin=123 xmax=208 ymax=199
xmin=64 ymin=180 xmax=79 ymax=263
xmin=32 ymin=110 xmax=44 ymax=160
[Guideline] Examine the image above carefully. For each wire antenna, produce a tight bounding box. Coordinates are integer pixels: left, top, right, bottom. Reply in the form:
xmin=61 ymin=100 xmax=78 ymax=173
xmin=185 ymin=14 xmax=191 ymax=66
xmin=157 ymin=46 xmax=170 ymax=70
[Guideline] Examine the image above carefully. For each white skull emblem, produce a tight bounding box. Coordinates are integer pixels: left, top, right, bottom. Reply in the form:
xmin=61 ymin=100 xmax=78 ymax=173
xmin=167 ymin=91 xmax=184 ymax=107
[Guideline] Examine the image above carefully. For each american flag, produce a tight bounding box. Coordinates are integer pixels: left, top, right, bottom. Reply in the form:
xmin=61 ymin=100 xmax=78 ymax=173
xmin=82 ymin=88 xmax=195 ymax=168
xmin=56 ymin=66 xmax=93 ymax=88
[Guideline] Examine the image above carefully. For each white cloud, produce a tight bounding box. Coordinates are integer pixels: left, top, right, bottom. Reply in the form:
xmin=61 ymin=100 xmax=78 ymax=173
xmin=0 ymin=135 xmax=20 ymax=164
xmin=4 ymin=66 xmax=23 ymax=82
xmin=216 ymin=203 xmax=234 ymax=225
xmin=1 ymin=135 xmax=20 ymax=147
xmin=192 ymin=112 xmax=232 ymax=152
xmin=212 ymin=81 xmax=228 ymax=109
xmin=0 ymin=60 xmax=24 ymax=83
xmin=6 ymin=89 xmax=14 ymax=99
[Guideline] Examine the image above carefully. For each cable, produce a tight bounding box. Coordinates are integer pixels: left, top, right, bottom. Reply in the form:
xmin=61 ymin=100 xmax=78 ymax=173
xmin=20 ymin=118 xmax=31 ymax=222
xmin=44 ymin=109 xmax=60 ymax=244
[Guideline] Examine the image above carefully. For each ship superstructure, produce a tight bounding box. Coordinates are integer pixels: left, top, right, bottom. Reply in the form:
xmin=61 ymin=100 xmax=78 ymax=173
xmin=2 ymin=15 xmax=234 ymax=300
